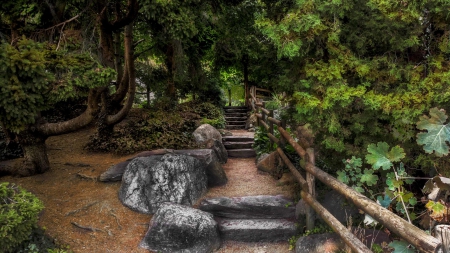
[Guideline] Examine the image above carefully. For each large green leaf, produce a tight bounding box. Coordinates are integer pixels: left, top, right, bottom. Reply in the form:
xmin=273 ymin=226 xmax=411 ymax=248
xmin=360 ymin=169 xmax=378 ymax=186
xmin=416 ymin=108 xmax=450 ymax=157
xmin=365 ymin=142 xmax=405 ymax=170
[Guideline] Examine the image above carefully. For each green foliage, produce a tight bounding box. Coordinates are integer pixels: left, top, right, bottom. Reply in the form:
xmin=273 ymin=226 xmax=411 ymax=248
xmin=255 ymin=0 xmax=450 ymax=175
xmin=253 ymin=126 xmax=277 ymax=157
xmin=0 ymin=182 xmax=44 ymax=253
xmin=337 ymin=142 xmax=417 ymax=220
xmin=0 ymin=38 xmax=115 ymax=133
xmin=416 ymin=107 xmax=450 ymax=157
xmin=86 ymin=102 xmax=225 ymax=154
xmin=0 ymin=39 xmax=53 ymax=132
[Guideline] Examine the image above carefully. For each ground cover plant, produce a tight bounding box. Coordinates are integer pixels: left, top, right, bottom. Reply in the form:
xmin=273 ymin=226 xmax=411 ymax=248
xmin=86 ymin=101 xmax=225 ymax=154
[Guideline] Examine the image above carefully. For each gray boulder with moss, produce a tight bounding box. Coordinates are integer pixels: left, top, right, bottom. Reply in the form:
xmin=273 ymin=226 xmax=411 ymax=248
xmin=140 ymin=202 xmax=221 ymax=253
xmin=118 ymin=154 xmax=207 ymax=214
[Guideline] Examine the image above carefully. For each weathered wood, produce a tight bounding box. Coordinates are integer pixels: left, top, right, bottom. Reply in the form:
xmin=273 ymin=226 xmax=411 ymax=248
xmin=260 ymin=107 xmax=270 ymax=115
xmin=269 ymin=110 xmax=274 ymax=149
xmin=278 ymin=126 xmax=306 ymax=158
xmin=255 ymin=87 xmax=272 ymax=93
xmin=304 ymin=162 xmax=441 ymax=253
xmin=301 ymin=191 xmax=372 ymax=253
xmin=435 ymin=225 xmax=450 ymax=253
xmin=260 ymin=120 xmax=270 ymax=131
xmin=305 ymin=148 xmax=316 ymax=231
xmin=267 ymin=133 xmax=279 ymax=145
xmin=277 ymin=147 xmax=308 ymax=191
xmin=255 ymin=102 xmax=263 ymax=107
xmin=256 ymin=113 xmax=263 ymax=119
xmin=267 ymin=117 xmax=281 ymax=126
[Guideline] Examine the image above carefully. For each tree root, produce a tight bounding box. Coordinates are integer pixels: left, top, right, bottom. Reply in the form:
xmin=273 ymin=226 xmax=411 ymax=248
xmin=66 ymin=201 xmax=100 ymax=216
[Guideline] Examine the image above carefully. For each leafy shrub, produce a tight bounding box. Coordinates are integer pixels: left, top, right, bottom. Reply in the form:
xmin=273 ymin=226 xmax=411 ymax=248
xmin=0 ymin=182 xmax=44 ymax=253
xmin=86 ymin=102 xmax=225 ymax=154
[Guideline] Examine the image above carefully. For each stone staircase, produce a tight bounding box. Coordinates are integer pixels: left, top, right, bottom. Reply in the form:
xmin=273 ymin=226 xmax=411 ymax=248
xmin=223 ymin=136 xmax=256 ymax=158
xmin=199 ymin=195 xmax=298 ymax=242
xmin=223 ymin=106 xmax=256 ymax=158
xmin=224 ymin=106 xmax=248 ymax=130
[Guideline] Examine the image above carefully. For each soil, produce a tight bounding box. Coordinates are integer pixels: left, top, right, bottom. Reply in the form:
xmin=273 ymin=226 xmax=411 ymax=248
xmin=1 ymin=127 xmax=297 ymax=253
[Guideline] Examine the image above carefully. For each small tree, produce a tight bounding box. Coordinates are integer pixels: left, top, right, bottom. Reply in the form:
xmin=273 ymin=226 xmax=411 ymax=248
xmin=0 ymin=39 xmax=115 ymax=176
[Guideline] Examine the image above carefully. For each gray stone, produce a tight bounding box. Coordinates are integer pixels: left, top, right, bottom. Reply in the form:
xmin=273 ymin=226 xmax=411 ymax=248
xmin=174 ymin=149 xmax=227 ymax=187
xmin=99 ymin=149 xmax=172 ymax=182
xmin=140 ymin=203 xmax=221 ymax=253
xmin=99 ymin=160 xmax=131 ymax=182
xmin=204 ymin=139 xmax=228 ymax=164
xmin=100 ymin=149 xmax=227 ymax=187
xmin=295 ymin=233 xmax=344 ymax=253
xmin=296 ymin=190 xmax=360 ymax=225
xmin=118 ymin=154 xmax=207 ymax=214
xmin=193 ymin=124 xmax=222 ymax=144
xmin=217 ymin=218 xmax=297 ymax=242
xmin=199 ymin=195 xmax=295 ymax=219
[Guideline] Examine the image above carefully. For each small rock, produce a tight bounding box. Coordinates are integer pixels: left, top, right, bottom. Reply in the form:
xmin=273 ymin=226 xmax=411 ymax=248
xmin=140 ymin=203 xmax=221 ymax=253
xmin=295 ymin=233 xmax=344 ymax=253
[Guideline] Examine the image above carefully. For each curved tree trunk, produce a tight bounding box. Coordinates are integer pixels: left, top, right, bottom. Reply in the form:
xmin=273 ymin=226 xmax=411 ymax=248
xmin=16 ymin=130 xmax=49 ymax=176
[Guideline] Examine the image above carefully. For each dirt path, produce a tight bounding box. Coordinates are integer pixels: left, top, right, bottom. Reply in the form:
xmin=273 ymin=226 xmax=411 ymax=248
xmin=1 ymin=128 xmax=295 ymax=253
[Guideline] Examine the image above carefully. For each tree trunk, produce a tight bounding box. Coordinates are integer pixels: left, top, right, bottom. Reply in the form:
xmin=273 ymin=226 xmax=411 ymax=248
xmin=165 ymin=42 xmax=177 ymax=101
xmin=16 ymin=130 xmax=49 ymax=176
xmin=228 ymin=89 xmax=232 ymax=106
xmin=242 ymin=54 xmax=249 ymax=107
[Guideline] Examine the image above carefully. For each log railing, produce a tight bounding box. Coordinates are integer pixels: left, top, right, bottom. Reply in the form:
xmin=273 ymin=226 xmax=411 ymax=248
xmin=247 ymin=86 xmax=442 ymax=253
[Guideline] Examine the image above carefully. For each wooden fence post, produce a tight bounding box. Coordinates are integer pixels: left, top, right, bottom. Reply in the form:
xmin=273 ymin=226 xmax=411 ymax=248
xmin=435 ymin=225 xmax=450 ymax=253
xmin=269 ymin=109 xmax=274 ymax=149
xmin=305 ymin=148 xmax=316 ymax=230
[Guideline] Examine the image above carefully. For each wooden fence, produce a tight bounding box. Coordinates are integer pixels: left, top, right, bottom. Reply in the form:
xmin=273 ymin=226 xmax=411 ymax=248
xmin=247 ymin=86 xmax=442 ymax=253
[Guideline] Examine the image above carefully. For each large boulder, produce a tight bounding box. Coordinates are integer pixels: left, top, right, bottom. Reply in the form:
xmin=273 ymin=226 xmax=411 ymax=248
xmin=174 ymin=149 xmax=227 ymax=187
xmin=100 ymin=149 xmax=227 ymax=186
xmin=199 ymin=195 xmax=295 ymax=219
xmin=118 ymin=154 xmax=207 ymax=214
xmin=204 ymin=139 xmax=228 ymax=164
xmin=256 ymin=151 xmax=285 ymax=179
xmin=99 ymin=149 xmax=171 ymax=182
xmin=140 ymin=203 xmax=221 ymax=253
xmin=193 ymin=124 xmax=222 ymax=144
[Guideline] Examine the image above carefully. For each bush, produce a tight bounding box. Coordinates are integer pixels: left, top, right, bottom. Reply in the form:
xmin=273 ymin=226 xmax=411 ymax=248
xmin=0 ymin=182 xmax=44 ymax=253
xmin=86 ymin=102 xmax=225 ymax=154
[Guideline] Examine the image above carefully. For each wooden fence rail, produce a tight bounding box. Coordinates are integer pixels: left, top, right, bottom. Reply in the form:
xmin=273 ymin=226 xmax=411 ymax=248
xmin=247 ymin=86 xmax=442 ymax=253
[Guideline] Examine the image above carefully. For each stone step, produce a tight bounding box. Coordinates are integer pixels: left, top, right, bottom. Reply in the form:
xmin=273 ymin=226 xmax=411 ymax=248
xmin=224 ymin=106 xmax=248 ymax=109
xmin=225 ymin=125 xmax=246 ymax=130
xmin=225 ymin=116 xmax=247 ymax=121
xmin=226 ymin=121 xmax=246 ymax=126
xmin=222 ymin=136 xmax=254 ymax=142
xmin=216 ymin=218 xmax=297 ymax=242
xmin=227 ymin=149 xmax=256 ymax=158
xmin=199 ymin=195 xmax=295 ymax=219
xmin=223 ymin=141 xmax=254 ymax=149
xmin=224 ymin=108 xmax=248 ymax=113
xmin=224 ymin=112 xmax=247 ymax=117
